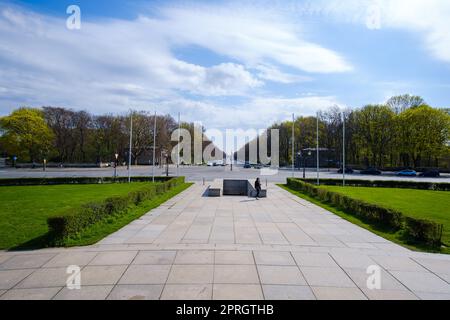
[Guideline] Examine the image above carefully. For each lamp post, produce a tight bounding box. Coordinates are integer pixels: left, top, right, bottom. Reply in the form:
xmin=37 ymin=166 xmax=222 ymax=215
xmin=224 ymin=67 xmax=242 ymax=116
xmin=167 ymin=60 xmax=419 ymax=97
xmin=230 ymin=153 xmax=233 ymax=171
xmin=304 ymin=150 xmax=312 ymax=179
xmin=114 ymin=153 xmax=119 ymax=180
xmin=166 ymin=152 xmax=169 ymax=177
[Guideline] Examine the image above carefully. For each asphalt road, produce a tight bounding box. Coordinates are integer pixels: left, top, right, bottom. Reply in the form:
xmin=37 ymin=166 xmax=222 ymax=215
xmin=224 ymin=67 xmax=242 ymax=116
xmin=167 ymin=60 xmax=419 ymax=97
xmin=0 ymin=165 xmax=448 ymax=183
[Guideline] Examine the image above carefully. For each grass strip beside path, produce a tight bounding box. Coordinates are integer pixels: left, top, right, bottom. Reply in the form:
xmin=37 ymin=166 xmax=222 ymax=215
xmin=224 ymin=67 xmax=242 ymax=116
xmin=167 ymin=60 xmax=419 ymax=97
xmin=62 ymin=182 xmax=193 ymax=247
xmin=279 ymin=184 xmax=449 ymax=254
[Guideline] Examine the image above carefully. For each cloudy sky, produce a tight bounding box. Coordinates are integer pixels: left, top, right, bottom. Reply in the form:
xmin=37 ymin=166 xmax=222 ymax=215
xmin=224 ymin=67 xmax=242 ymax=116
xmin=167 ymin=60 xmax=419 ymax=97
xmin=1 ymin=0 xmax=450 ymax=134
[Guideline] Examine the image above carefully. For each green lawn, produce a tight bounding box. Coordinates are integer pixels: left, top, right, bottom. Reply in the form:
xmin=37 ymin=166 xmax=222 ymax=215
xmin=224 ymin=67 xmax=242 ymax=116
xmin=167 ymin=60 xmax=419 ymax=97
xmin=321 ymin=186 xmax=450 ymax=247
xmin=0 ymin=182 xmax=191 ymax=250
xmin=280 ymin=184 xmax=450 ymax=254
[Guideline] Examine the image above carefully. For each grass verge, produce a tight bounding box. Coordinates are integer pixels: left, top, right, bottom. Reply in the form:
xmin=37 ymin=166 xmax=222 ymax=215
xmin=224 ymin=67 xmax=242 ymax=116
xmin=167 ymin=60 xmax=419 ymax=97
xmin=0 ymin=182 xmax=157 ymax=250
xmin=62 ymin=182 xmax=193 ymax=247
xmin=279 ymin=184 xmax=449 ymax=254
xmin=321 ymin=185 xmax=450 ymax=247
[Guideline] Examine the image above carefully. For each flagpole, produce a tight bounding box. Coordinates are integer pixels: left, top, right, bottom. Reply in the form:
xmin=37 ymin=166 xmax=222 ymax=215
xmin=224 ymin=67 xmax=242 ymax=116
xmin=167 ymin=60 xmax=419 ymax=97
xmin=292 ymin=113 xmax=295 ymax=178
xmin=152 ymin=111 xmax=157 ymax=183
xmin=316 ymin=111 xmax=320 ymax=185
xmin=128 ymin=111 xmax=133 ymax=183
xmin=342 ymin=111 xmax=346 ymax=186
xmin=177 ymin=112 xmax=180 ymax=177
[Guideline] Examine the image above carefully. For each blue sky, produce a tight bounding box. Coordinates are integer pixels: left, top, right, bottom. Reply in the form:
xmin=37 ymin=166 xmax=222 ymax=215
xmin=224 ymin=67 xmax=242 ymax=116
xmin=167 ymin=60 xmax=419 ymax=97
xmin=0 ymin=0 xmax=449 ymax=133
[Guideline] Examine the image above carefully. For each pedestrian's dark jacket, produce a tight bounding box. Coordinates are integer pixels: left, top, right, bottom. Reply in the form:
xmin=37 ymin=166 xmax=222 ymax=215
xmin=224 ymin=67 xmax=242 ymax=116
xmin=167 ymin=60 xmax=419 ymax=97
xmin=255 ymin=180 xmax=261 ymax=190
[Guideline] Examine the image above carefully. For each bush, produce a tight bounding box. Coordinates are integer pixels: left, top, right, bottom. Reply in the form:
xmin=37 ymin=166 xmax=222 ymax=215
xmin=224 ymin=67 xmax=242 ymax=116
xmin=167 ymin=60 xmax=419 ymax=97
xmin=286 ymin=178 xmax=442 ymax=246
xmin=301 ymin=178 xmax=450 ymax=191
xmin=404 ymin=217 xmax=443 ymax=246
xmin=0 ymin=176 xmax=173 ymax=186
xmin=47 ymin=177 xmax=185 ymax=243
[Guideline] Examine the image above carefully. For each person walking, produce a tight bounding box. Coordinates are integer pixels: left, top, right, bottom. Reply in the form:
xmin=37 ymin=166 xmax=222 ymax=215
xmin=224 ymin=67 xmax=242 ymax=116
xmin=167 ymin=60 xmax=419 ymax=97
xmin=255 ymin=178 xmax=261 ymax=200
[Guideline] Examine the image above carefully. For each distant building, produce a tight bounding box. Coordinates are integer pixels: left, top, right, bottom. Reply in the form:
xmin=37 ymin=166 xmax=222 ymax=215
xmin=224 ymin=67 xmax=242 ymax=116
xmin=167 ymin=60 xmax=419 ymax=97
xmin=295 ymin=148 xmax=336 ymax=168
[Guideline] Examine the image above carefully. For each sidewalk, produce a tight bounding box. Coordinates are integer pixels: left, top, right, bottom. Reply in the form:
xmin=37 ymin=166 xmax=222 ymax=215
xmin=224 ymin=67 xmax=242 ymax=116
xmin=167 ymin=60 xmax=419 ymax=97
xmin=0 ymin=182 xmax=449 ymax=300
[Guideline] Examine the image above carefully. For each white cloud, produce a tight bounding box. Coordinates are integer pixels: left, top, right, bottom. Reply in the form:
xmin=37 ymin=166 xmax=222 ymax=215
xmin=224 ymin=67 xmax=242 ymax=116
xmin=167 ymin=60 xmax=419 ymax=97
xmin=255 ymin=64 xmax=312 ymax=84
xmin=307 ymin=0 xmax=450 ymax=63
xmin=155 ymin=4 xmax=352 ymax=73
xmin=0 ymin=2 xmax=349 ymax=131
xmin=158 ymin=95 xmax=343 ymax=131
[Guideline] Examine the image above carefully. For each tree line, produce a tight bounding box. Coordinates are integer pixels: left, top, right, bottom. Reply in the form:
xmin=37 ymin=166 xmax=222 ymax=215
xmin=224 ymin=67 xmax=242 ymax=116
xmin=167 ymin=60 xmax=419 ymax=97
xmin=1 ymin=94 xmax=449 ymax=169
xmin=242 ymin=95 xmax=450 ymax=169
xmin=0 ymin=106 xmax=211 ymax=165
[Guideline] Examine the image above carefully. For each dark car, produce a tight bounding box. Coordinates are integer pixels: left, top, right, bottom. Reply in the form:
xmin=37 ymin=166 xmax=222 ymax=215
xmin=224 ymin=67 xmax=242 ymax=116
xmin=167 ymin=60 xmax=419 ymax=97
xmin=243 ymin=162 xmax=251 ymax=169
xmin=396 ymin=169 xmax=417 ymax=177
xmin=360 ymin=168 xmax=382 ymax=175
xmin=419 ymin=170 xmax=440 ymax=177
xmin=337 ymin=167 xmax=354 ymax=174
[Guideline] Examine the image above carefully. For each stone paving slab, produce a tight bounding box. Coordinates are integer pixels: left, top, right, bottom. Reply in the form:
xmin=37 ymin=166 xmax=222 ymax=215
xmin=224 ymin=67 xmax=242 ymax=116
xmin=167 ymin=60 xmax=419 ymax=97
xmin=0 ymin=287 xmax=61 ymax=300
xmin=108 ymin=284 xmax=164 ymax=300
xmin=1 ymin=182 xmax=450 ymax=300
xmin=161 ymin=284 xmax=211 ymax=300
xmin=54 ymin=286 xmax=113 ymax=300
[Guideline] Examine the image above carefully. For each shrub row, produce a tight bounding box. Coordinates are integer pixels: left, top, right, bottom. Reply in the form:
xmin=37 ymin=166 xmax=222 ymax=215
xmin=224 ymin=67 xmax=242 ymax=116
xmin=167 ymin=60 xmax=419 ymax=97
xmin=301 ymin=178 xmax=450 ymax=191
xmin=0 ymin=176 xmax=172 ymax=186
xmin=47 ymin=177 xmax=185 ymax=243
xmin=287 ymin=178 xmax=443 ymax=246
xmin=404 ymin=217 xmax=443 ymax=247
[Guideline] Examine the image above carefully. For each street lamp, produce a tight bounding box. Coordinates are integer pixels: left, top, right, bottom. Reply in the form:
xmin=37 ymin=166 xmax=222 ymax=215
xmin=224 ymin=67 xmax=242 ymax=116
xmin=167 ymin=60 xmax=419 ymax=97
xmin=114 ymin=153 xmax=119 ymax=180
xmin=161 ymin=150 xmax=169 ymax=177
xmin=303 ymin=150 xmax=312 ymax=179
xmin=165 ymin=152 xmax=169 ymax=177
xmin=230 ymin=153 xmax=233 ymax=171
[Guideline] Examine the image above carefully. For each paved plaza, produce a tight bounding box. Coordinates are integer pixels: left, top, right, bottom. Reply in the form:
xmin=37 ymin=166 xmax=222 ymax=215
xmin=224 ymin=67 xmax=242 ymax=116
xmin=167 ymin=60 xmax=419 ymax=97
xmin=0 ymin=182 xmax=449 ymax=300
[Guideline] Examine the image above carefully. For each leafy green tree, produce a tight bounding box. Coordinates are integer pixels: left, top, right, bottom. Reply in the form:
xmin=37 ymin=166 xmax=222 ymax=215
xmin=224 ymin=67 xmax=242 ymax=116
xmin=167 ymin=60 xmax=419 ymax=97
xmin=0 ymin=108 xmax=54 ymax=162
xmin=352 ymin=105 xmax=395 ymax=168
xmin=397 ymin=105 xmax=450 ymax=167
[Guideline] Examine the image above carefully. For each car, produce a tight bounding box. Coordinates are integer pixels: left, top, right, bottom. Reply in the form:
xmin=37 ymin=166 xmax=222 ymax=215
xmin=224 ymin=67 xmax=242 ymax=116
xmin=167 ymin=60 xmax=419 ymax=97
xmin=243 ymin=162 xmax=251 ymax=169
xmin=337 ymin=167 xmax=354 ymax=174
xmin=396 ymin=169 xmax=417 ymax=177
xmin=419 ymin=170 xmax=440 ymax=177
xmin=360 ymin=168 xmax=382 ymax=175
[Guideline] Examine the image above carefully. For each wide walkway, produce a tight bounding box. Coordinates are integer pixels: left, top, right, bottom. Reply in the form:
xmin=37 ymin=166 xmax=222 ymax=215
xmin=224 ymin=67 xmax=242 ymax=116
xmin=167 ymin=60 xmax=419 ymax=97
xmin=0 ymin=183 xmax=449 ymax=300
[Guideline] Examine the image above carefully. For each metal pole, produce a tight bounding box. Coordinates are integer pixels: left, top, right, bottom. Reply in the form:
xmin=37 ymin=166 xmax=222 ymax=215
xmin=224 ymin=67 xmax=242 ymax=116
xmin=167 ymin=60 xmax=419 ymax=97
xmin=177 ymin=112 xmax=180 ymax=177
xmin=152 ymin=111 xmax=157 ymax=183
xmin=292 ymin=113 xmax=295 ymax=178
xmin=316 ymin=112 xmax=320 ymax=185
xmin=128 ymin=112 xmax=133 ymax=183
xmin=342 ymin=111 xmax=346 ymax=186
xmin=166 ymin=155 xmax=169 ymax=177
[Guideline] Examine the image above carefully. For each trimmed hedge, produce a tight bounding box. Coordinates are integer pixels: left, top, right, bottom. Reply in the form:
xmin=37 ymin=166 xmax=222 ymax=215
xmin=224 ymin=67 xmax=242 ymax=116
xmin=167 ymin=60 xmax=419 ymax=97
xmin=47 ymin=177 xmax=185 ymax=243
xmin=286 ymin=178 xmax=443 ymax=247
xmin=404 ymin=217 xmax=443 ymax=246
xmin=0 ymin=176 xmax=172 ymax=186
xmin=301 ymin=178 xmax=450 ymax=191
